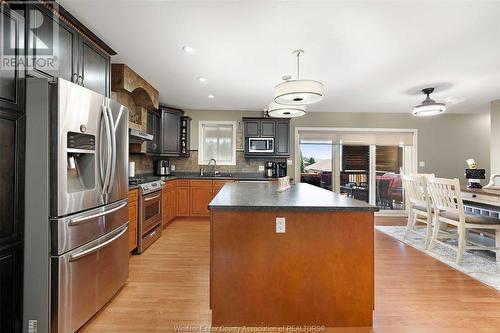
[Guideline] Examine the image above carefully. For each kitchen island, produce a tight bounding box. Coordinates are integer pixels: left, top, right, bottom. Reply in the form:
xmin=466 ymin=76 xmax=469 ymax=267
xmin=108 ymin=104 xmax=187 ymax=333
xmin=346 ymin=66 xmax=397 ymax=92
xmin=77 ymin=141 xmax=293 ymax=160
xmin=209 ymin=182 xmax=379 ymax=327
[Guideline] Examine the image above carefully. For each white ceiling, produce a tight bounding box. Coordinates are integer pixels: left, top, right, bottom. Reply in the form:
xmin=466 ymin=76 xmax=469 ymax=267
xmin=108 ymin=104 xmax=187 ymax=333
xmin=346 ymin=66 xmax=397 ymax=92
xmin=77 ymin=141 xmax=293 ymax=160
xmin=60 ymin=0 xmax=500 ymax=114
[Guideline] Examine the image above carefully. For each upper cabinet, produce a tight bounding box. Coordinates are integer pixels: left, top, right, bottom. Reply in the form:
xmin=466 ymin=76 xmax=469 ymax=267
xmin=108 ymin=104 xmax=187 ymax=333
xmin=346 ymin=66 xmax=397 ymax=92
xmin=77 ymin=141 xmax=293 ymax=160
xmin=26 ymin=5 xmax=78 ymax=83
xmin=244 ymin=120 xmax=260 ymax=137
xmin=0 ymin=5 xmax=25 ymax=112
xmin=243 ymin=117 xmax=290 ymax=158
xmin=261 ymin=120 xmax=276 ymax=137
xmin=147 ymin=110 xmax=161 ymax=154
xmin=160 ymin=107 xmax=181 ymax=156
xmin=78 ymin=38 xmax=110 ymax=96
xmin=26 ymin=3 xmax=113 ymax=96
xmin=275 ymin=120 xmax=290 ymax=156
xmin=145 ymin=107 xmax=190 ymax=157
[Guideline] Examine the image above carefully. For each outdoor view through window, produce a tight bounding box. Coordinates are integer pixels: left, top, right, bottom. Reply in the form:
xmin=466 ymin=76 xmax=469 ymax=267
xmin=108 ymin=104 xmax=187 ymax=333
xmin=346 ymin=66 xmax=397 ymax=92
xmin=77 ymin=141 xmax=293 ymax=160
xmin=300 ymin=143 xmax=404 ymax=211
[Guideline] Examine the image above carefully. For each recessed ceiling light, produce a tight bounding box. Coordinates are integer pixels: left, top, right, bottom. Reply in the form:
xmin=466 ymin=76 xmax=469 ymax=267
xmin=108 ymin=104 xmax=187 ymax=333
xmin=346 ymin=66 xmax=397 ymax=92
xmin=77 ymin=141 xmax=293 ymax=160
xmin=198 ymin=76 xmax=207 ymax=82
xmin=182 ymin=45 xmax=194 ymax=53
xmin=208 ymin=94 xmax=215 ymax=99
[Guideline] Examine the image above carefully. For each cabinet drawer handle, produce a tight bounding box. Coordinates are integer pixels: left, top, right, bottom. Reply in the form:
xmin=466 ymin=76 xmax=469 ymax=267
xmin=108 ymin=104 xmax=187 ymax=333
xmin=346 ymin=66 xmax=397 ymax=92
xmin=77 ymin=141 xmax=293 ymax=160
xmin=472 ymin=194 xmax=477 ymax=198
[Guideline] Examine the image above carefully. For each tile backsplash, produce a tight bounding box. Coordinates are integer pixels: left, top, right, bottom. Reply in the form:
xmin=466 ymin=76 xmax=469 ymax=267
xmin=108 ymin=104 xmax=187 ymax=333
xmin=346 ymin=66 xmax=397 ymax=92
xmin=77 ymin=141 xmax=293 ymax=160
xmin=169 ymin=151 xmax=286 ymax=173
xmin=130 ymin=150 xmax=286 ymax=175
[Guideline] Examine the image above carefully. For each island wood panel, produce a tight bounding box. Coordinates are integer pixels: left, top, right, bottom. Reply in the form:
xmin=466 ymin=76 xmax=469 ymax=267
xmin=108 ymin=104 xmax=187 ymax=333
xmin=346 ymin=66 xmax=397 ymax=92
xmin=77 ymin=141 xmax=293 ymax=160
xmin=210 ymin=210 xmax=374 ymax=327
xmin=79 ymin=219 xmax=500 ymax=333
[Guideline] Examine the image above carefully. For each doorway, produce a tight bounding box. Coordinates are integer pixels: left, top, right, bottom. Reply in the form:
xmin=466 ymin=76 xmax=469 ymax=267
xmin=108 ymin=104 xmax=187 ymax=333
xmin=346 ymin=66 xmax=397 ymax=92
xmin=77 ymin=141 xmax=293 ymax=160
xmin=295 ymin=128 xmax=417 ymax=215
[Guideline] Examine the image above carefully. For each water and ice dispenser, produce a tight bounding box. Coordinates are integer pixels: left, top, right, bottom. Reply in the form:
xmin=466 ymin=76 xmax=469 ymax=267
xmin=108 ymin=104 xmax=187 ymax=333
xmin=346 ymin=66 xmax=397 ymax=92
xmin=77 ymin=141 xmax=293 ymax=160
xmin=66 ymin=131 xmax=96 ymax=193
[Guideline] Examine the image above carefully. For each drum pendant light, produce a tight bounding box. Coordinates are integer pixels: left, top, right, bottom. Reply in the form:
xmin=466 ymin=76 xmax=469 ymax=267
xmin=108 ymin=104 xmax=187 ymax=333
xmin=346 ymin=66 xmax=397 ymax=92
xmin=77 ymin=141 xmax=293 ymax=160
xmin=412 ymin=87 xmax=446 ymax=117
xmin=274 ymin=49 xmax=324 ymax=105
xmin=268 ymin=102 xmax=306 ymax=118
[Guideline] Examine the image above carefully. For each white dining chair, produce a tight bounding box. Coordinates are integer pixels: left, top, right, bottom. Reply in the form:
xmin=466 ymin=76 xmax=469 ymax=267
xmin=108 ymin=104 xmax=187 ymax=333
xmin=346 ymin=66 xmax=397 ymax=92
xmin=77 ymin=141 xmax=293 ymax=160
xmin=402 ymin=175 xmax=433 ymax=248
xmin=427 ymin=177 xmax=500 ymax=263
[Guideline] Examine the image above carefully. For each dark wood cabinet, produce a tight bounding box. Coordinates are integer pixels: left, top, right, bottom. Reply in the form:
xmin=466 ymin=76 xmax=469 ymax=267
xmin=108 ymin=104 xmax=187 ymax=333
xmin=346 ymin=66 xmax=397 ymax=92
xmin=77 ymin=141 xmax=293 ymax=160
xmin=78 ymin=38 xmax=110 ymax=96
xmin=160 ymin=107 xmax=181 ymax=156
xmin=244 ymin=120 xmax=260 ymax=137
xmin=0 ymin=115 xmax=23 ymax=248
xmin=261 ymin=120 xmax=275 ymax=137
xmin=0 ymin=5 xmax=25 ymax=112
xmin=275 ymin=121 xmax=290 ymax=156
xmin=0 ymin=118 xmax=16 ymax=244
xmin=26 ymin=4 xmax=111 ymax=96
xmin=0 ymin=110 xmax=24 ymax=333
xmin=0 ymin=244 xmax=22 ymax=333
xmin=147 ymin=111 xmax=161 ymax=154
xmin=243 ymin=118 xmax=290 ymax=158
xmin=26 ymin=4 xmax=79 ymax=83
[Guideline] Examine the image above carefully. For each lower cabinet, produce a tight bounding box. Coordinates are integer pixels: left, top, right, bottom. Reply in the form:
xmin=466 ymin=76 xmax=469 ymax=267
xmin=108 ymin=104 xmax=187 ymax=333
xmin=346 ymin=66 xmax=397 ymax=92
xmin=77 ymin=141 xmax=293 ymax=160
xmin=162 ymin=180 xmax=177 ymax=225
xmin=213 ymin=180 xmax=235 ymax=197
xmin=159 ymin=178 xmax=268 ymax=222
xmin=176 ymin=180 xmax=191 ymax=217
xmin=128 ymin=189 xmax=138 ymax=252
xmin=0 ymin=244 xmax=22 ymax=333
xmin=190 ymin=180 xmax=213 ymax=217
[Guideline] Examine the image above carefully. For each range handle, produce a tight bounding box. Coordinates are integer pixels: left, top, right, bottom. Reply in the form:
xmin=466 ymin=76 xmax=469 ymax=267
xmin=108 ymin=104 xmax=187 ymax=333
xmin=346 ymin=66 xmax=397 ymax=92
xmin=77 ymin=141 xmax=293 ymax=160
xmin=144 ymin=193 xmax=161 ymax=202
xmin=69 ymin=224 xmax=128 ymax=262
xmin=68 ymin=199 xmax=128 ymax=226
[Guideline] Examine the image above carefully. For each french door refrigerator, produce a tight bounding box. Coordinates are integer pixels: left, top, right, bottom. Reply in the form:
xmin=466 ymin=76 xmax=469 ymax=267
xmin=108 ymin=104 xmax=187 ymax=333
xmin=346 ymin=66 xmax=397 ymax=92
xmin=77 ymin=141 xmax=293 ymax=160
xmin=24 ymin=78 xmax=129 ymax=333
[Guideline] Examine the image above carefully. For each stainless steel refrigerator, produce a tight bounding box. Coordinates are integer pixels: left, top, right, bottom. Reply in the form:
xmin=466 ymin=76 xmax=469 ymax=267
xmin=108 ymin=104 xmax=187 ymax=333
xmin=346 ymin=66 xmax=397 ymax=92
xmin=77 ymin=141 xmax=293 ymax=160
xmin=24 ymin=78 xmax=129 ymax=333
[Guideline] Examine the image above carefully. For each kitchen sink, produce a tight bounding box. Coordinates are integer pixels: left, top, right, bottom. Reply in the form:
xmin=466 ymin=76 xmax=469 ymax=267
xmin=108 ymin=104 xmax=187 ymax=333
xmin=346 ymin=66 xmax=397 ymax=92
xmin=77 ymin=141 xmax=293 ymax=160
xmin=208 ymin=173 xmax=233 ymax=178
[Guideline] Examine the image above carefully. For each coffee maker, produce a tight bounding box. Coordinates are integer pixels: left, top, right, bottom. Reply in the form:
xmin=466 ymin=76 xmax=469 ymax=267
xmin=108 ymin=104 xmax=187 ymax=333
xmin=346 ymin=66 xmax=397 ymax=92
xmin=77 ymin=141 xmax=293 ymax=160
xmin=276 ymin=162 xmax=287 ymax=178
xmin=155 ymin=160 xmax=171 ymax=176
xmin=265 ymin=161 xmax=276 ymax=178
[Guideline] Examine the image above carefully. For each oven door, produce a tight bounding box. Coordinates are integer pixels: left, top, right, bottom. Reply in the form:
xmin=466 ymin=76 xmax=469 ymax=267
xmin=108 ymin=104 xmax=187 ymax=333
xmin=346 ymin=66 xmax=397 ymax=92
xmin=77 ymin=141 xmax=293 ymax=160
xmin=248 ymin=138 xmax=274 ymax=153
xmin=140 ymin=190 xmax=162 ymax=235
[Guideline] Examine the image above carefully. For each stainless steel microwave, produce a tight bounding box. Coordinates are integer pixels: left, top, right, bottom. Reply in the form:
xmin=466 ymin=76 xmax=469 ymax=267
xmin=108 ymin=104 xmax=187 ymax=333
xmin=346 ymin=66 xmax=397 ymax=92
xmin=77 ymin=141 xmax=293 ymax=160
xmin=248 ymin=137 xmax=274 ymax=153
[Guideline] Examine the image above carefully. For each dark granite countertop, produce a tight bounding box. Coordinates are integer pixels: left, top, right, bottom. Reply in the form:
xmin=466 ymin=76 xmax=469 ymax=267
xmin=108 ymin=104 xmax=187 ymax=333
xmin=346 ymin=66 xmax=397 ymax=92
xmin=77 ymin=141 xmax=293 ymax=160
xmin=209 ymin=182 xmax=379 ymax=212
xmin=128 ymin=172 xmax=273 ymax=190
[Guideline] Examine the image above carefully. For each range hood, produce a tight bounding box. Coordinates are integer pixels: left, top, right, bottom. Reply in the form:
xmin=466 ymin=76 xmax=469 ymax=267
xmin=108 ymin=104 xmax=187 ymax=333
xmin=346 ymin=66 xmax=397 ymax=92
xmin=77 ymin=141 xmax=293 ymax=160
xmin=129 ymin=128 xmax=153 ymax=143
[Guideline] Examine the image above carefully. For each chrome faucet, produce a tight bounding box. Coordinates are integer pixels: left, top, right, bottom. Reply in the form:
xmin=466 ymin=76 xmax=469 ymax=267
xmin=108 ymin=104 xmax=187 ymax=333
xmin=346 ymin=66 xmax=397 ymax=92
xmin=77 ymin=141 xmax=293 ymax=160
xmin=207 ymin=158 xmax=219 ymax=175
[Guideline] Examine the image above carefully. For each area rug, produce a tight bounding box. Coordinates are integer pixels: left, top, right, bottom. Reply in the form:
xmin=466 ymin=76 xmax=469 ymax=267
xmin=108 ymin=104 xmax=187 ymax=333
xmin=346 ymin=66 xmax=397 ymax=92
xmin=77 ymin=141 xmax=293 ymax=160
xmin=375 ymin=225 xmax=500 ymax=291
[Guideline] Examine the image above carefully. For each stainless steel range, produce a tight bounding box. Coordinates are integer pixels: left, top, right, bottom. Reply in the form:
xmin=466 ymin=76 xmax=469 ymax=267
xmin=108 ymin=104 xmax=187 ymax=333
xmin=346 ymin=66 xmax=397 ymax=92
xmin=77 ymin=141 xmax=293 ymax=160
xmin=129 ymin=177 xmax=165 ymax=253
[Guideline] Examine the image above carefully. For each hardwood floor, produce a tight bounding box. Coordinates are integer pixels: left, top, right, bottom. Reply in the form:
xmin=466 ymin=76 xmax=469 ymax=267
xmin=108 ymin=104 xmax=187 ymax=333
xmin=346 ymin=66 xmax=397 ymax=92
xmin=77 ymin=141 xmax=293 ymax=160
xmin=79 ymin=217 xmax=500 ymax=333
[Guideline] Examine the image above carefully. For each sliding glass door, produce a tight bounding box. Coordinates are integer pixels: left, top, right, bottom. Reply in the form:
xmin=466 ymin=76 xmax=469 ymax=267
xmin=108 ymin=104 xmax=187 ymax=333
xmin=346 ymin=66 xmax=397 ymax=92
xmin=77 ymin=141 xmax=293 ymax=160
xmin=299 ymin=139 xmax=334 ymax=191
xmin=375 ymin=146 xmax=405 ymax=210
xmin=297 ymin=128 xmax=416 ymax=215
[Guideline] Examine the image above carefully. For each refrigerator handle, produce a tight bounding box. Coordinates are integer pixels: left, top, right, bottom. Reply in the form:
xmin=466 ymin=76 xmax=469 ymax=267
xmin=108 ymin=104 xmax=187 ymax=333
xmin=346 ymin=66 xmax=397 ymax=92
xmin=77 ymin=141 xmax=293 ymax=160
xmin=106 ymin=106 xmax=117 ymax=194
xmin=99 ymin=109 xmax=107 ymax=192
xmin=102 ymin=105 xmax=113 ymax=195
xmin=68 ymin=199 xmax=128 ymax=226
xmin=69 ymin=224 xmax=128 ymax=262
